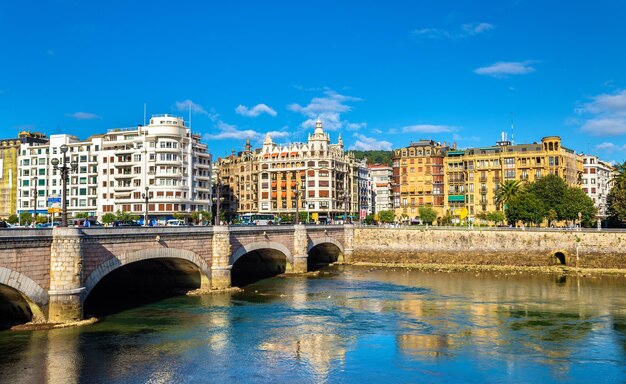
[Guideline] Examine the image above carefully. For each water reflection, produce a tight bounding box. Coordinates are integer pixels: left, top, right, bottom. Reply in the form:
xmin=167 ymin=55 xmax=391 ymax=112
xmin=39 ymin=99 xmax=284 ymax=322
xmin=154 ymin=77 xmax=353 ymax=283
xmin=0 ymin=266 xmax=625 ymax=383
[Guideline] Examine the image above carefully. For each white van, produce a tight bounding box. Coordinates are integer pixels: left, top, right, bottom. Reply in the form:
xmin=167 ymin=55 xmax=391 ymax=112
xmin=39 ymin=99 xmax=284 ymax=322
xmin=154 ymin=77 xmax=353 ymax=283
xmin=166 ymin=219 xmax=188 ymax=226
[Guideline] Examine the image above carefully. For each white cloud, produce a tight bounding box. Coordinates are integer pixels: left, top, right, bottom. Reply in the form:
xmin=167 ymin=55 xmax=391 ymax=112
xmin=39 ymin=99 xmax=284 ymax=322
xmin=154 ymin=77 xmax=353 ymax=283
xmin=204 ymin=121 xmax=289 ymax=142
xmin=594 ymin=142 xmax=624 ymax=153
xmin=474 ymin=61 xmax=536 ymax=78
xmin=582 ymin=89 xmax=626 ymax=116
xmin=235 ymin=103 xmax=277 ymax=117
xmin=578 ymin=89 xmax=626 ymax=136
xmin=580 ymin=118 xmax=626 ymax=136
xmin=66 ymin=112 xmax=101 ymax=120
xmin=174 ymin=99 xmax=209 ymax=115
xmin=289 ymin=89 xmax=364 ymax=131
xmin=350 ymin=134 xmax=393 ymax=151
xmin=413 ymin=22 xmax=494 ymax=39
xmin=401 ymin=124 xmax=455 ymax=133
xmin=452 ymin=133 xmax=481 ymax=142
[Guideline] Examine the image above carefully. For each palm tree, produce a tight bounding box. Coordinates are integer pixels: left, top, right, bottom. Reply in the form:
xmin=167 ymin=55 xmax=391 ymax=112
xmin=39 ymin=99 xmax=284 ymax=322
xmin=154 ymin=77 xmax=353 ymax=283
xmin=495 ymin=180 xmax=523 ymax=210
xmin=611 ymin=161 xmax=626 ymax=189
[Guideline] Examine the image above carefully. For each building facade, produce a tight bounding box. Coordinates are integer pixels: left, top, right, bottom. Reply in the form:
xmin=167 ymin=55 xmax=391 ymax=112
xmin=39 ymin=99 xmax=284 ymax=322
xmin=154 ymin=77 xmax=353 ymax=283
xmin=257 ymin=119 xmax=353 ymax=223
xmin=581 ymin=155 xmax=614 ymax=219
xmin=392 ymin=140 xmax=447 ymax=221
xmin=443 ymin=135 xmax=583 ymax=222
xmin=16 ymin=114 xmax=212 ymax=224
xmin=369 ymin=164 xmax=394 ymax=214
xmin=1 ymin=132 xmax=48 ymax=219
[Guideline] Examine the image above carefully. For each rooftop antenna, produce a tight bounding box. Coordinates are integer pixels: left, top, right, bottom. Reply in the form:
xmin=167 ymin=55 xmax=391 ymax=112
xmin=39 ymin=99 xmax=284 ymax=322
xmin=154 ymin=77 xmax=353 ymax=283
xmin=143 ymin=103 xmax=147 ymax=126
xmin=510 ymin=112 xmax=515 ymax=145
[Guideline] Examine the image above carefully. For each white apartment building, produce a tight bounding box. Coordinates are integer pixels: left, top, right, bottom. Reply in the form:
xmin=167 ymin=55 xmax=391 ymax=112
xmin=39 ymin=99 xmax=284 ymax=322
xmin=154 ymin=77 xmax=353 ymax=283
xmin=356 ymin=159 xmax=372 ymax=218
xmin=368 ymin=164 xmax=393 ymax=213
xmin=17 ymin=114 xmax=212 ymax=223
xmin=17 ymin=134 xmax=99 ymax=220
xmin=581 ymin=155 xmax=614 ymax=219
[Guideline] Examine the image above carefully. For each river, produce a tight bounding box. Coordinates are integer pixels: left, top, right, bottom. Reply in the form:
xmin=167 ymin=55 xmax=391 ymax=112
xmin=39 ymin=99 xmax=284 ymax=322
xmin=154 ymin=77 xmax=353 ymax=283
xmin=1 ymin=266 xmax=625 ymax=383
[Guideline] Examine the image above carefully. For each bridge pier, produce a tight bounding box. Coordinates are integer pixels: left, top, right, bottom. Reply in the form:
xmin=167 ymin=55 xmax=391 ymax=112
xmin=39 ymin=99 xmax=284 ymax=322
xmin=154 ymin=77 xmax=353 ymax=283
xmin=289 ymin=224 xmax=308 ymax=273
xmin=343 ymin=224 xmax=354 ymax=263
xmin=48 ymin=228 xmax=85 ymax=323
xmin=211 ymin=225 xmax=232 ymax=289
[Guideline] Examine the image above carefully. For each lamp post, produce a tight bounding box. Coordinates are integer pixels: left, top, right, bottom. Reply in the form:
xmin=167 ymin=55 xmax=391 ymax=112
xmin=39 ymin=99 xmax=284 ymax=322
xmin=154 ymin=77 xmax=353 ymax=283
xmin=343 ymin=173 xmax=349 ymax=224
xmin=294 ymin=181 xmax=302 ymax=225
xmin=50 ymin=144 xmax=77 ymax=227
xmin=215 ymin=169 xmax=221 ymax=226
xmin=142 ymin=186 xmax=150 ymax=227
xmin=32 ymin=176 xmax=38 ymax=227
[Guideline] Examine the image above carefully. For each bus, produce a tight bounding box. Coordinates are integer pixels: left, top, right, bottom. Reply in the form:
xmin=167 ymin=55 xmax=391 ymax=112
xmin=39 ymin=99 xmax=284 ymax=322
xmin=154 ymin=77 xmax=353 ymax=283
xmin=240 ymin=213 xmax=275 ymax=225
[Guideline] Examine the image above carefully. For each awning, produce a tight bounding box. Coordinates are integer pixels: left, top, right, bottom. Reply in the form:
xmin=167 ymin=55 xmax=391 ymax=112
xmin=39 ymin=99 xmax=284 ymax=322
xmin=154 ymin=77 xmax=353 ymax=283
xmin=448 ymin=195 xmax=465 ymax=202
xmin=290 ymin=152 xmax=298 ymax=156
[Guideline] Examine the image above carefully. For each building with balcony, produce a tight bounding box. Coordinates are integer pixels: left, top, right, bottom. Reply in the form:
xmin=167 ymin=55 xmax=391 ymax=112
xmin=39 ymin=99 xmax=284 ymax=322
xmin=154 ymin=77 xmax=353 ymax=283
xmin=581 ymin=155 xmax=614 ymax=220
xmin=1 ymin=132 xmax=48 ymax=218
xmin=257 ymin=119 xmax=353 ymax=223
xmin=17 ymin=134 xmax=98 ymax=220
xmin=443 ymin=135 xmax=583 ymax=222
xmin=94 ymin=114 xmax=212 ymax=223
xmin=392 ymin=140 xmax=448 ymax=221
xmin=15 ymin=114 xmax=212 ymax=223
xmin=369 ymin=164 xmax=393 ymax=214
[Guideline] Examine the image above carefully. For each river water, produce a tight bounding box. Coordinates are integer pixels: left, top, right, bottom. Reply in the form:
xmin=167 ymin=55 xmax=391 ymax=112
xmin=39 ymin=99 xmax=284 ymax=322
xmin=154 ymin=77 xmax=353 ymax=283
xmin=1 ymin=266 xmax=625 ymax=383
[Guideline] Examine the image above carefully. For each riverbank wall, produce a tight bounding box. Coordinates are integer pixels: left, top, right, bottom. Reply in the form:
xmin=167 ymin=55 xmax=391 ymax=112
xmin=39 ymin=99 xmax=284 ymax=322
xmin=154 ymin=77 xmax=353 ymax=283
xmin=351 ymin=227 xmax=626 ymax=269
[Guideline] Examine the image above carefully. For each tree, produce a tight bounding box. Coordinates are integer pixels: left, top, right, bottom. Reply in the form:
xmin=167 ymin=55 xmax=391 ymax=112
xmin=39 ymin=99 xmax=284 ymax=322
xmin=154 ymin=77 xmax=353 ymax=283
xmin=546 ymin=209 xmax=558 ymax=227
xmin=365 ymin=213 xmax=376 ymax=225
xmin=378 ymin=210 xmax=395 ymax=223
xmin=7 ymin=214 xmax=18 ymax=225
xmin=607 ymin=187 xmax=626 ymax=224
xmin=115 ymin=210 xmax=137 ymax=222
xmin=485 ymin=211 xmax=505 ymax=225
xmin=495 ymin=180 xmax=524 ymax=210
xmin=74 ymin=212 xmax=89 ymax=219
xmin=173 ymin=212 xmax=186 ymax=221
xmin=506 ymin=193 xmax=546 ymax=226
xmin=611 ymin=161 xmax=626 ymax=190
xmin=102 ymin=213 xmax=116 ymax=225
xmin=561 ymin=187 xmax=596 ymax=226
xmin=19 ymin=212 xmax=33 ymax=226
xmin=527 ymin=174 xmax=568 ymax=219
xmin=418 ymin=207 xmax=438 ymax=225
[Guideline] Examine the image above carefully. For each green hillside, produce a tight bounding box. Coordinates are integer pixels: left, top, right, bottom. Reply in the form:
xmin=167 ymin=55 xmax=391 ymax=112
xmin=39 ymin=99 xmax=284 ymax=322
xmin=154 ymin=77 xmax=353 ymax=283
xmin=350 ymin=150 xmax=393 ymax=166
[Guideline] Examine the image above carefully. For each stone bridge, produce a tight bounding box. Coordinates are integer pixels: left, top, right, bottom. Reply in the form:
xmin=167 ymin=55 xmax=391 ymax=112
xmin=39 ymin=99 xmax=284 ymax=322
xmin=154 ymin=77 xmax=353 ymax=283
xmin=0 ymin=224 xmax=352 ymax=325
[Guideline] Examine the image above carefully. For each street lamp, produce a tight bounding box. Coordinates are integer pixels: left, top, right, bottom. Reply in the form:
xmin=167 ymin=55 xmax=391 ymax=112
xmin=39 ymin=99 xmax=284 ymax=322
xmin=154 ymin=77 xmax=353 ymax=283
xmin=294 ymin=181 xmax=304 ymax=225
xmin=214 ymin=169 xmax=221 ymax=225
xmin=343 ymin=174 xmax=349 ymax=224
xmin=50 ymin=144 xmax=77 ymax=227
xmin=142 ymin=186 xmax=150 ymax=227
xmin=32 ymin=176 xmax=38 ymax=227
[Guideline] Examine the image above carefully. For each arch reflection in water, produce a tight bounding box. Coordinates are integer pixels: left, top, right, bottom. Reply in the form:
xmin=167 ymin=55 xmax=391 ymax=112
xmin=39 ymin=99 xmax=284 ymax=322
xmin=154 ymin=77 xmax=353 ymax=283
xmin=83 ymin=257 xmax=202 ymax=317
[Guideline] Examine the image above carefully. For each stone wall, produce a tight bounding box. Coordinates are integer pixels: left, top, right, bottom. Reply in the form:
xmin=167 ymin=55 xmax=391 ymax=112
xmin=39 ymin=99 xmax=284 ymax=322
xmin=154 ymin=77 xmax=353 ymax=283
xmin=352 ymin=228 xmax=626 ymax=269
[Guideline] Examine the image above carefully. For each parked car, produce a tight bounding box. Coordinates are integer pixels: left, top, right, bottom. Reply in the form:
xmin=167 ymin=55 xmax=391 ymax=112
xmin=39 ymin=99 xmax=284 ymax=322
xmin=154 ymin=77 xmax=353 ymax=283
xmin=165 ymin=219 xmax=188 ymax=226
xmin=113 ymin=220 xmax=141 ymax=227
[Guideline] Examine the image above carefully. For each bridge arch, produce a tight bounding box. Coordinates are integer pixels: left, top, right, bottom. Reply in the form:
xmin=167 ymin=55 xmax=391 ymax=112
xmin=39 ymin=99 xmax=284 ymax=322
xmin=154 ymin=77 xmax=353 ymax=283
xmin=231 ymin=241 xmax=293 ymax=266
xmin=84 ymin=247 xmax=211 ymax=299
xmin=230 ymin=241 xmax=293 ymax=286
xmin=0 ymin=267 xmax=47 ymax=326
xmin=307 ymin=238 xmax=344 ymax=271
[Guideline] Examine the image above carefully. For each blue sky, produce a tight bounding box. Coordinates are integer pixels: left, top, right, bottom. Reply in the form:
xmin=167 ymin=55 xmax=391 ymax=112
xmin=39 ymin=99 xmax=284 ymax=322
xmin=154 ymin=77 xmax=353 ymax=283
xmin=2 ymin=1 xmax=626 ymax=162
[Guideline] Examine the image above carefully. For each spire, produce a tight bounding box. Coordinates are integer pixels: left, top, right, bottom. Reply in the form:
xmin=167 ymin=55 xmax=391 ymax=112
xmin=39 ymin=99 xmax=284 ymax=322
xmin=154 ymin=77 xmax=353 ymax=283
xmin=245 ymin=138 xmax=251 ymax=151
xmin=314 ymin=117 xmax=324 ymax=135
xmin=338 ymin=134 xmax=344 ymax=148
xmin=263 ymin=132 xmax=273 ymax=145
